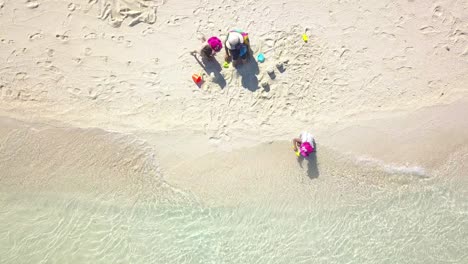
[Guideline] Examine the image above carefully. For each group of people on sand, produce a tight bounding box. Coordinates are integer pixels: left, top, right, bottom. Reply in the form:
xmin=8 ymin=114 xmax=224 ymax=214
xmin=193 ymin=29 xmax=251 ymax=67
xmin=194 ymin=30 xmax=316 ymax=158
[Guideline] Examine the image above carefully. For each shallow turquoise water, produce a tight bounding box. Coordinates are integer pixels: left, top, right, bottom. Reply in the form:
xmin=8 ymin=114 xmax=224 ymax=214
xmin=0 ymin=119 xmax=467 ymax=264
xmin=1 ymin=181 xmax=467 ymax=264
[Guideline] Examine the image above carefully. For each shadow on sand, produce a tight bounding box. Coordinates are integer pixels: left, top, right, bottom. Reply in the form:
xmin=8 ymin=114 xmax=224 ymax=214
xmin=235 ymin=52 xmax=260 ymax=92
xmin=297 ymin=142 xmax=319 ymax=179
xmin=192 ymin=54 xmax=226 ymax=89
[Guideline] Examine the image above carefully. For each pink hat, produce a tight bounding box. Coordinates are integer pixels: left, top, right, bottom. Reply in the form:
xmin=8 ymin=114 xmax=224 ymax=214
xmin=300 ymin=142 xmax=314 ymax=157
xmin=207 ymin=36 xmax=222 ymax=52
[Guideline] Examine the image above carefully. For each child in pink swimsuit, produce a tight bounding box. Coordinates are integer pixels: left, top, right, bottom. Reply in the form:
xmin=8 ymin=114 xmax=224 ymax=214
xmin=293 ymin=132 xmax=316 ymax=157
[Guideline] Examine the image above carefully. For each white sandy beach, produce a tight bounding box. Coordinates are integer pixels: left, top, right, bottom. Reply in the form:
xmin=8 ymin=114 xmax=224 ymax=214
xmin=1 ymin=0 xmax=468 ymax=263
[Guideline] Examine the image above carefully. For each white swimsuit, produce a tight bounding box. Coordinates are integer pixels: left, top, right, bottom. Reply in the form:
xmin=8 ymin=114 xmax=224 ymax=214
xmin=300 ymin=132 xmax=314 ymax=144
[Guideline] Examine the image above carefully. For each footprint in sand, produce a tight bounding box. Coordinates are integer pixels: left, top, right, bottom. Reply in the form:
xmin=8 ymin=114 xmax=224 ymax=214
xmin=84 ymin=47 xmax=92 ymax=56
xmin=192 ymin=7 xmax=203 ymax=15
xmin=87 ymin=87 xmax=98 ymax=100
xmin=145 ymin=81 xmax=160 ymax=88
xmin=109 ymin=35 xmax=132 ymax=47
xmin=142 ymin=71 xmax=158 ymax=79
xmin=55 ymin=33 xmax=69 ymax=42
xmin=15 ymin=72 xmax=28 ymax=80
xmin=0 ymin=39 xmax=14 ymax=45
xmin=462 ymin=47 xmax=468 ymax=57
xmin=82 ymin=26 xmax=97 ymax=40
xmin=420 ymin=26 xmax=437 ymax=35
xmin=264 ymin=38 xmax=275 ymax=48
xmin=207 ymin=20 xmax=221 ymax=29
xmin=396 ymin=66 xmax=413 ymax=73
xmin=67 ymin=86 xmax=82 ymax=96
xmin=46 ymin=48 xmax=54 ymax=57
xmin=84 ymin=32 xmax=97 ymax=39
xmin=343 ymin=26 xmax=357 ymax=34
xmin=25 ymin=0 xmax=39 ymax=9
xmin=36 ymin=59 xmax=52 ymax=68
xmin=142 ymin=27 xmax=154 ymax=36
xmin=7 ymin=48 xmax=28 ymax=61
xmin=72 ymin=57 xmax=82 ymax=64
xmin=428 ymin=80 xmax=443 ymax=90
xmin=383 ymin=55 xmax=406 ymax=63
xmin=68 ymin=3 xmax=76 ymax=12
xmin=404 ymin=46 xmax=414 ymax=53
xmin=432 ymin=6 xmax=443 ymax=19
xmin=110 ymin=35 xmax=125 ymax=43
xmin=29 ymin=32 xmax=43 ymax=41
xmin=373 ymin=27 xmax=396 ymax=40
xmin=166 ymin=15 xmax=189 ymax=26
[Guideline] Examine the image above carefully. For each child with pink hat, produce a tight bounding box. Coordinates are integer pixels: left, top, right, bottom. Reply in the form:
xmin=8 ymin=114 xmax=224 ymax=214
xmin=191 ymin=36 xmax=223 ymax=60
xmin=292 ymin=132 xmax=316 ymax=157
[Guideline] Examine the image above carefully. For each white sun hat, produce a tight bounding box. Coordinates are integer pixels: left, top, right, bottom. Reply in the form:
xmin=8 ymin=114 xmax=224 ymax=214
xmin=226 ymin=32 xmax=243 ymax=50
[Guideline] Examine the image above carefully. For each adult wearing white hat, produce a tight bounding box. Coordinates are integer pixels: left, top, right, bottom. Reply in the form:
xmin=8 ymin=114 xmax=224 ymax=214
xmin=224 ymin=30 xmax=250 ymax=66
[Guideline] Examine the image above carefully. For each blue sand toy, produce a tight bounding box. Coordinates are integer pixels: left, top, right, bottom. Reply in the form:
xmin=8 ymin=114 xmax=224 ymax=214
xmin=257 ymin=53 xmax=265 ymax=63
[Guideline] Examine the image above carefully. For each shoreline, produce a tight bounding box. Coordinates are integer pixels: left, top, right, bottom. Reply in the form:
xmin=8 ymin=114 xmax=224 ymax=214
xmin=2 ymin=95 xmax=467 ymax=166
xmin=2 ymin=95 xmax=467 ymax=170
xmin=2 ymin=97 xmax=467 ymax=206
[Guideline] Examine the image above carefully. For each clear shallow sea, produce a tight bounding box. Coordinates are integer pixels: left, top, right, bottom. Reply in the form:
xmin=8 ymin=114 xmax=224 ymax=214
xmin=0 ymin=119 xmax=467 ymax=264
